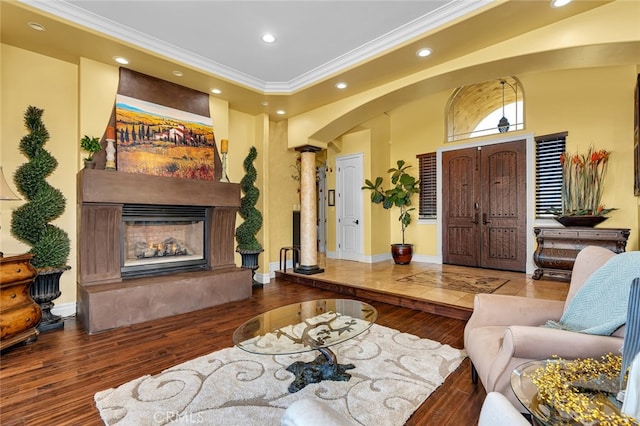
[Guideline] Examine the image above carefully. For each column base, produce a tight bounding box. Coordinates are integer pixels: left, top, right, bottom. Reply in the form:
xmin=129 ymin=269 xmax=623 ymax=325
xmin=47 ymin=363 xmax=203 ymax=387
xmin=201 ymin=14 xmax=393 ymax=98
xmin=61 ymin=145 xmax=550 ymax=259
xmin=293 ymin=265 xmax=324 ymax=275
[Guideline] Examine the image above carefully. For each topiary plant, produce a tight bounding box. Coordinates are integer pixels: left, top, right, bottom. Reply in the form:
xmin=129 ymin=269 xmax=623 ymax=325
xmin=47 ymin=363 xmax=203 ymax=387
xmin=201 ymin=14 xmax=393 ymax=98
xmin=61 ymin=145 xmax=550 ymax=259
xmin=11 ymin=106 xmax=70 ymax=270
xmin=235 ymin=146 xmax=263 ymax=252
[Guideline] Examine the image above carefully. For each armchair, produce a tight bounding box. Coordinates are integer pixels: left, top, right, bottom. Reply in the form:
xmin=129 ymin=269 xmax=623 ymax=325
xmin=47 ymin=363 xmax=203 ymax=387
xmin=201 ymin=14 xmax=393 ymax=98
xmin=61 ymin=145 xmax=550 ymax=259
xmin=464 ymin=246 xmax=626 ymax=412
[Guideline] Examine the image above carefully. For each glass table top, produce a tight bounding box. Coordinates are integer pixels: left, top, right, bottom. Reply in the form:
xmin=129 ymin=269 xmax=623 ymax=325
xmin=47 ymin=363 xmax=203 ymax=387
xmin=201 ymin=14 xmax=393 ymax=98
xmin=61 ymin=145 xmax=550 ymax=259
xmin=233 ymin=299 xmax=378 ymax=356
xmin=511 ymin=359 xmax=625 ymax=426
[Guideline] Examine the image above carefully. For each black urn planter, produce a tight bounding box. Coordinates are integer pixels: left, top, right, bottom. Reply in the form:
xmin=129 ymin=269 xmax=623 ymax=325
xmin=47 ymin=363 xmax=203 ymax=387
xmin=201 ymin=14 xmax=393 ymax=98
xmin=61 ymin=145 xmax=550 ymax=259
xmin=31 ymin=266 xmax=70 ymax=333
xmin=391 ymin=243 xmax=413 ymax=265
xmin=237 ymin=248 xmax=264 ymax=288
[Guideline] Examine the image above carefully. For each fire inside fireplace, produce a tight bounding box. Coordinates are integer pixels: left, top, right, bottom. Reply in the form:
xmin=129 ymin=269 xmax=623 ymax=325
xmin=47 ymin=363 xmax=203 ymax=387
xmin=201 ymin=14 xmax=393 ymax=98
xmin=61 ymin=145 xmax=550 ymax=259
xmin=121 ymin=204 xmax=208 ymax=278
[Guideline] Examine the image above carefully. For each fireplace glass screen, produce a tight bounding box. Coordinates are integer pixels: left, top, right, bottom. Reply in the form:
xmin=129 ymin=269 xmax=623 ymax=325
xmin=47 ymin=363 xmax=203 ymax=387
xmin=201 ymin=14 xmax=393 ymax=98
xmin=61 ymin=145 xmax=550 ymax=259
xmin=122 ymin=205 xmax=208 ymax=278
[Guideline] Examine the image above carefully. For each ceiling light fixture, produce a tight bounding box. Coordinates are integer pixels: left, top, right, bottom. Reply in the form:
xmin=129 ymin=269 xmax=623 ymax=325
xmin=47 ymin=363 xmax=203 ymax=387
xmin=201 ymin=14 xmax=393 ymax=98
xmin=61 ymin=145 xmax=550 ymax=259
xmin=335 ymin=82 xmax=348 ymax=90
xmin=261 ymin=101 xmax=269 ymax=106
xmin=211 ymin=88 xmax=222 ymax=94
xmin=416 ymin=48 xmax=432 ymax=58
xmin=113 ymin=56 xmax=129 ymax=65
xmin=172 ymin=71 xmax=183 ymax=77
xmin=550 ymin=0 xmax=572 ymax=8
xmin=276 ymin=110 xmax=286 ymax=115
xmin=28 ymin=22 xmax=45 ymax=31
xmin=261 ymin=33 xmax=276 ymax=43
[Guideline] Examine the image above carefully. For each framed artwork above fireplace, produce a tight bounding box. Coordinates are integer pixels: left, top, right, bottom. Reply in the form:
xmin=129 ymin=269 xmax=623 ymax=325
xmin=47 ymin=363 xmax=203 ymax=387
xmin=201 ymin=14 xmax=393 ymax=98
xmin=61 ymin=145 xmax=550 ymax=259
xmin=115 ymin=95 xmax=215 ymax=180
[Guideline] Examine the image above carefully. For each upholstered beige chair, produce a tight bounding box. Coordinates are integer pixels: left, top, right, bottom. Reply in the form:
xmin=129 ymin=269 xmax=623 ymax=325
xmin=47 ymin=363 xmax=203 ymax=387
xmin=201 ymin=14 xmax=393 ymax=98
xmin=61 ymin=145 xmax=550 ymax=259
xmin=478 ymin=392 xmax=531 ymax=426
xmin=464 ymin=245 xmax=626 ymax=412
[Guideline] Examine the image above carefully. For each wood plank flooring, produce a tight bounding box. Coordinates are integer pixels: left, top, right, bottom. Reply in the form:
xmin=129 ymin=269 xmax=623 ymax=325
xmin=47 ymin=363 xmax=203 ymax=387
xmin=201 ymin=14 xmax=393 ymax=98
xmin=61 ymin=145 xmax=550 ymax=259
xmin=1 ymin=261 xmax=564 ymax=425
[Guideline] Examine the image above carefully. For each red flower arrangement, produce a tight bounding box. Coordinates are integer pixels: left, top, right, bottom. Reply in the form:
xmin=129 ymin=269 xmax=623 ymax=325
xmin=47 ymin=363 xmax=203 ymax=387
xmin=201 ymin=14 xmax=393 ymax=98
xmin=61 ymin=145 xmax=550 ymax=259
xmin=559 ymin=146 xmax=616 ymax=216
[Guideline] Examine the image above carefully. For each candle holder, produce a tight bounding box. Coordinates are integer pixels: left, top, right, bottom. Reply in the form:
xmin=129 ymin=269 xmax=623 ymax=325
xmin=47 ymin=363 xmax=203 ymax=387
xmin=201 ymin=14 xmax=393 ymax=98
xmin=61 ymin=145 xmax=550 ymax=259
xmin=105 ymin=127 xmax=116 ymax=170
xmin=220 ymin=152 xmax=230 ymax=182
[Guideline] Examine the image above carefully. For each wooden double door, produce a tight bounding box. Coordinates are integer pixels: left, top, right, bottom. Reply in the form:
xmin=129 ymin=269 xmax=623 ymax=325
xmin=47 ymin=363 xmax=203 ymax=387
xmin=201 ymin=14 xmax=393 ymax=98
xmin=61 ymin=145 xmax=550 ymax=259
xmin=442 ymin=140 xmax=526 ymax=272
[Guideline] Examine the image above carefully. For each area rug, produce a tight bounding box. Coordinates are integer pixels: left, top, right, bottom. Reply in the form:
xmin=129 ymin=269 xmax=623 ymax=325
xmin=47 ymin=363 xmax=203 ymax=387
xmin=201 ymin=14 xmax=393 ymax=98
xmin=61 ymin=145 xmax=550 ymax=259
xmin=94 ymin=324 xmax=466 ymax=425
xmin=396 ymin=271 xmax=508 ymax=294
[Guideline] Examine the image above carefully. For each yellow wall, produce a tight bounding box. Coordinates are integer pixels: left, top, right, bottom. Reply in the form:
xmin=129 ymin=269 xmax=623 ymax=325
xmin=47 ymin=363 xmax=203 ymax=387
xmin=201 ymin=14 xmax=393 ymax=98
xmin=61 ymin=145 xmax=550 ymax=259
xmin=1 ymin=44 xmax=78 ymax=304
xmin=2 ymin=0 xmax=639 ymax=307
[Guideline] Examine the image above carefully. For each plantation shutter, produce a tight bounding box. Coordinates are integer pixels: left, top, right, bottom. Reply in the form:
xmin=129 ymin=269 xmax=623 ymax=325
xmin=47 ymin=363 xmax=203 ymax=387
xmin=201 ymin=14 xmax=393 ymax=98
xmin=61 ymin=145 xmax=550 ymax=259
xmin=417 ymin=152 xmax=437 ymax=219
xmin=535 ymin=132 xmax=567 ymax=217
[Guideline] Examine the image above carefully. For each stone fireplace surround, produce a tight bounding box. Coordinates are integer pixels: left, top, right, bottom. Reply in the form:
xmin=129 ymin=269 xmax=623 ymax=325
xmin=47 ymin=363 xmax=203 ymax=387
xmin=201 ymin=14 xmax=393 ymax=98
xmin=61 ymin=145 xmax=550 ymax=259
xmin=76 ymin=169 xmax=251 ymax=334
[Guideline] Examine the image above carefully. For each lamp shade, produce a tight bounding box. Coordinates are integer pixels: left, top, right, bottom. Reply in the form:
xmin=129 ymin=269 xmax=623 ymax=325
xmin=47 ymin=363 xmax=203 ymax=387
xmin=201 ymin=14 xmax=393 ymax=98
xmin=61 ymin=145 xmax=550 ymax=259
xmin=0 ymin=166 xmax=20 ymax=200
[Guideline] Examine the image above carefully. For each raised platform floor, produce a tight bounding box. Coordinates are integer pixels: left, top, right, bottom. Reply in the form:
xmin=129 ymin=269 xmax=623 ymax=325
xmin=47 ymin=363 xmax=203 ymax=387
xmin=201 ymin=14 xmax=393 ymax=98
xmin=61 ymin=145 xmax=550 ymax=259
xmin=276 ymin=257 xmax=569 ymax=320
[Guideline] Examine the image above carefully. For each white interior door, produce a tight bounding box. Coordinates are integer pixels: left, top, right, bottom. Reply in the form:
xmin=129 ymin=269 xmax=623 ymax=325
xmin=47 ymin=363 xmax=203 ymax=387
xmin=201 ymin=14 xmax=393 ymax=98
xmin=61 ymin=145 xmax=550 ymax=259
xmin=317 ymin=164 xmax=326 ymax=253
xmin=336 ymin=154 xmax=363 ymax=261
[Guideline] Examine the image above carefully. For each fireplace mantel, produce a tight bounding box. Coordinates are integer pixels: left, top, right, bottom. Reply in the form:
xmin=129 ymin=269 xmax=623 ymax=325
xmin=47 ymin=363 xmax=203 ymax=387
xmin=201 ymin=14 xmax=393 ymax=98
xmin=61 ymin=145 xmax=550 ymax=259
xmin=76 ymin=169 xmax=251 ymax=334
xmin=78 ymin=169 xmax=240 ymax=206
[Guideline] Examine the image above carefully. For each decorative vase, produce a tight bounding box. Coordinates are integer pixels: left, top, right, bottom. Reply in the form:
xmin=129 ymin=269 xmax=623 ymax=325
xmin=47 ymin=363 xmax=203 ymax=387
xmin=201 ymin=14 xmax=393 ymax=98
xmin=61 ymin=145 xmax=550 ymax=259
xmin=554 ymin=215 xmax=608 ymax=228
xmin=31 ymin=266 xmax=70 ymax=332
xmin=237 ymin=248 xmax=263 ymax=288
xmin=83 ymin=159 xmax=95 ymax=169
xmin=391 ymin=243 xmax=413 ymax=265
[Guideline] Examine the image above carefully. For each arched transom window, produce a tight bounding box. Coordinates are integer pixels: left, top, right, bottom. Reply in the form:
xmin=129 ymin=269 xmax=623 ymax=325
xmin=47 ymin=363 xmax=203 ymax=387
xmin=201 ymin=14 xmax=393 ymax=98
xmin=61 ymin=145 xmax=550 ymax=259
xmin=447 ymin=77 xmax=524 ymax=142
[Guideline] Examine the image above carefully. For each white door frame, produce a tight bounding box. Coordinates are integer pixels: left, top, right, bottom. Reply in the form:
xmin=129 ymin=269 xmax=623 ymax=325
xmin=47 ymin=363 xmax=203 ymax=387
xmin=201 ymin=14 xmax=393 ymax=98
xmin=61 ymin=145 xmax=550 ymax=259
xmin=335 ymin=153 xmax=364 ymax=261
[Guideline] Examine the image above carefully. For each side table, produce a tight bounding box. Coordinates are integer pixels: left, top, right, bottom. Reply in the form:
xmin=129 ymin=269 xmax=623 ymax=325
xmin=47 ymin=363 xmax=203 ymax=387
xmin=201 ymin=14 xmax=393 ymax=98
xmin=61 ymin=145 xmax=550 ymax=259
xmin=1 ymin=253 xmax=42 ymax=351
xmin=533 ymin=227 xmax=630 ymax=281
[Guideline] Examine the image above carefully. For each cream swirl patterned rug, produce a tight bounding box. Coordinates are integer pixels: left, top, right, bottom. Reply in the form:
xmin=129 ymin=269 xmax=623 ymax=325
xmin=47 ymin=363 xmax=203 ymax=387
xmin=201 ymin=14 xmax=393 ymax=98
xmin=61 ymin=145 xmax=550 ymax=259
xmin=94 ymin=324 xmax=466 ymax=425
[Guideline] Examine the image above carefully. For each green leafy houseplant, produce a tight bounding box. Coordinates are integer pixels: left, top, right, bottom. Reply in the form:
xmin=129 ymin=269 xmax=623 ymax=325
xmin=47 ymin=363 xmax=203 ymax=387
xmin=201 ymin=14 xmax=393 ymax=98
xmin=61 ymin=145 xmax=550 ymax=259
xmin=363 ymin=160 xmax=420 ymax=264
xmin=11 ymin=106 xmax=70 ymax=270
xmin=80 ymin=135 xmax=102 ymax=161
xmin=235 ymin=146 xmax=263 ymax=252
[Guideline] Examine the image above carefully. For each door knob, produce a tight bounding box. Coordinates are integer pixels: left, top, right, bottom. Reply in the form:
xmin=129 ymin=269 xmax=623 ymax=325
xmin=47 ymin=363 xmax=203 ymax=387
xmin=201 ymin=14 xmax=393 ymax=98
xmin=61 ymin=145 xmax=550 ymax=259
xmin=354 ymin=219 xmax=359 ymax=225
xmin=482 ymin=213 xmax=491 ymax=224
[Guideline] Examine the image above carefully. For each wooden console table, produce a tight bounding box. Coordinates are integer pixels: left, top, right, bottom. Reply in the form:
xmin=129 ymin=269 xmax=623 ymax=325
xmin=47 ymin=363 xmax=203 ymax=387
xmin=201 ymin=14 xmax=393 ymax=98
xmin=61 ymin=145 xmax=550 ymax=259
xmin=533 ymin=227 xmax=630 ymax=281
xmin=1 ymin=253 xmax=42 ymax=350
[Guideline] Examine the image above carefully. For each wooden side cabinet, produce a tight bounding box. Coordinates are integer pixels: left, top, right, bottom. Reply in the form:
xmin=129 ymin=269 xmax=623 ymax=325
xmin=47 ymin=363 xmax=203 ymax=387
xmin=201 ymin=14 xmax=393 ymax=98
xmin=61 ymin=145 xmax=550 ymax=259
xmin=1 ymin=253 xmax=42 ymax=351
xmin=533 ymin=227 xmax=630 ymax=282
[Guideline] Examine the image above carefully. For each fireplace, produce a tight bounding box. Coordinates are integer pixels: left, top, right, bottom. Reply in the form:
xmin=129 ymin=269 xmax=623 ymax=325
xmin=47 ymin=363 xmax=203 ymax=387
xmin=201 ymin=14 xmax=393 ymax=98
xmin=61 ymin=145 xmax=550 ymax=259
xmin=76 ymin=169 xmax=252 ymax=334
xmin=121 ymin=204 xmax=208 ymax=278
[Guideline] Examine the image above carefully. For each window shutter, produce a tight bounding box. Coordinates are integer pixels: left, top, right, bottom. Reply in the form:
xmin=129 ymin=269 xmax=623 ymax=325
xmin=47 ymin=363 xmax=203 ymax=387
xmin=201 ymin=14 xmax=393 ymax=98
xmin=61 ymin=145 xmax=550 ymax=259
xmin=535 ymin=133 xmax=567 ymax=217
xmin=417 ymin=152 xmax=437 ymax=219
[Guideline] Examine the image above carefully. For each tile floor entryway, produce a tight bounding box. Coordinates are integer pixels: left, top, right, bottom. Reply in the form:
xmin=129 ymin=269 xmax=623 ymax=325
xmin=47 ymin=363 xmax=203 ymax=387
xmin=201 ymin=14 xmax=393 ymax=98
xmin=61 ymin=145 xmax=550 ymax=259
xmin=276 ymin=256 xmax=569 ymax=320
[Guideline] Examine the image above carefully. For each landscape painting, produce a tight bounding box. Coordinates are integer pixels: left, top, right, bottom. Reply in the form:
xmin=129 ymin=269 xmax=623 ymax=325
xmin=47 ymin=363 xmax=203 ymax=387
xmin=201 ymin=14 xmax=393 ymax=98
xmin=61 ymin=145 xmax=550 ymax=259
xmin=115 ymin=94 xmax=215 ymax=180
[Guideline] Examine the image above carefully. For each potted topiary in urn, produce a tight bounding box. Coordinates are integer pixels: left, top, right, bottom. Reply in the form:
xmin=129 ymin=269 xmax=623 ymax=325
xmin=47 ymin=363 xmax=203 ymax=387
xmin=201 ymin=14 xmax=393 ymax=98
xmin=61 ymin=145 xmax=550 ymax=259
xmin=363 ymin=159 xmax=420 ymax=264
xmin=235 ymin=146 xmax=263 ymax=287
xmin=11 ymin=106 xmax=71 ymax=332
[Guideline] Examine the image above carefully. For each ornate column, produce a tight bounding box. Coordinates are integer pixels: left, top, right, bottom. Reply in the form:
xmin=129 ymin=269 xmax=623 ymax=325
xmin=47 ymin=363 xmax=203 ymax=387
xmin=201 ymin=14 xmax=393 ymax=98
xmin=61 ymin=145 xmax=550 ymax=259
xmin=294 ymin=146 xmax=324 ymax=275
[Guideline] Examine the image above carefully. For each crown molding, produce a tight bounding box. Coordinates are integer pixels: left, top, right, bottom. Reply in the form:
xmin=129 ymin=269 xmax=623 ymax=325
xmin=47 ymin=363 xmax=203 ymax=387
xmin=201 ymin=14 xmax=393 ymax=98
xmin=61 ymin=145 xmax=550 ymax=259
xmin=19 ymin=0 xmax=491 ymax=94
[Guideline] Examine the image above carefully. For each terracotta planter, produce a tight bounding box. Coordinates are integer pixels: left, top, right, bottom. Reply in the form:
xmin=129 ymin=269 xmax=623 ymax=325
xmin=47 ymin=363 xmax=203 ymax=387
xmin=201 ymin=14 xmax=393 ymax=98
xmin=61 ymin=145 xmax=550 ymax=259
xmin=554 ymin=215 xmax=608 ymax=228
xmin=391 ymin=243 xmax=413 ymax=265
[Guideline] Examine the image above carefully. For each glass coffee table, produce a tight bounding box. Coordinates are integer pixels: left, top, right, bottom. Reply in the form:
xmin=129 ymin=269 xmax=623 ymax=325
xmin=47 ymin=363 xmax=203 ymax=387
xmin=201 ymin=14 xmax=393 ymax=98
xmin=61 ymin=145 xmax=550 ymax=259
xmin=233 ymin=299 xmax=377 ymax=393
xmin=511 ymin=359 xmax=625 ymax=426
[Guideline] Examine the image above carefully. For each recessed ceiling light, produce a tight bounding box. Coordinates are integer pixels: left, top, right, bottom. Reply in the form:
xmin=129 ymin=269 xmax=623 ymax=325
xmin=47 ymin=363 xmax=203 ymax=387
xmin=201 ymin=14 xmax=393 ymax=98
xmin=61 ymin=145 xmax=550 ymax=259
xmin=416 ymin=48 xmax=432 ymax=58
xmin=211 ymin=88 xmax=222 ymax=94
xmin=113 ymin=56 xmax=129 ymax=65
xmin=550 ymin=0 xmax=572 ymax=7
xmin=276 ymin=110 xmax=286 ymax=115
xmin=28 ymin=22 xmax=45 ymax=31
xmin=335 ymin=82 xmax=348 ymax=90
xmin=261 ymin=101 xmax=269 ymax=106
xmin=262 ymin=33 xmax=276 ymax=43
xmin=172 ymin=70 xmax=183 ymax=77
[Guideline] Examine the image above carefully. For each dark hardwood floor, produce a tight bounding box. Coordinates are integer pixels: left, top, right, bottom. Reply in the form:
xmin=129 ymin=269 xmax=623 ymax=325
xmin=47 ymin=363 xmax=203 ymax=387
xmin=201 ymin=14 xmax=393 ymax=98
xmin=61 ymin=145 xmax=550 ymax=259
xmin=0 ymin=278 xmax=486 ymax=426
